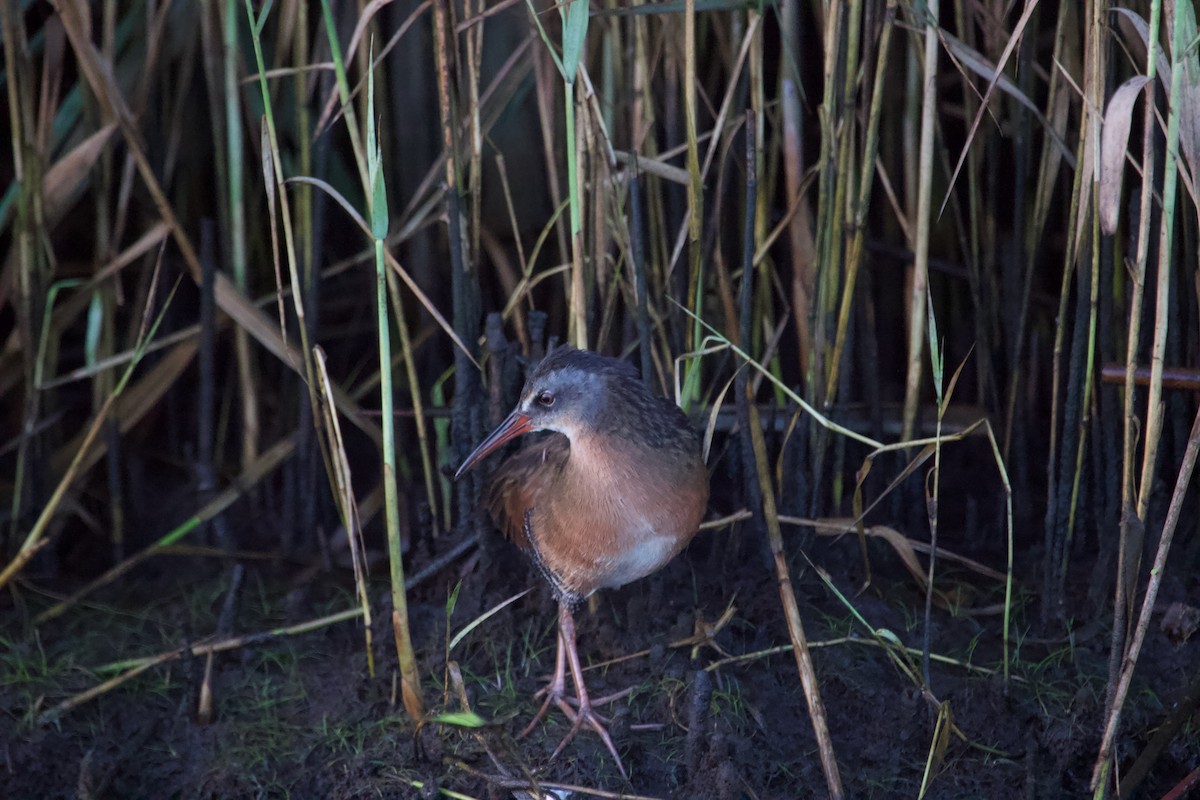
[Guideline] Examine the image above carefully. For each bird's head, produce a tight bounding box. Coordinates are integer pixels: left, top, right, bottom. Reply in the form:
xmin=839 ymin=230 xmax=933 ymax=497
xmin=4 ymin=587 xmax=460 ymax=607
xmin=454 ymin=345 xmax=637 ymax=479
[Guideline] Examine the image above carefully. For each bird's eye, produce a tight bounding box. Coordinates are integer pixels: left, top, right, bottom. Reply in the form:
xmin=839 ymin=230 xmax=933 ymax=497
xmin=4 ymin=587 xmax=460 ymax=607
xmin=535 ymin=390 xmax=555 ymax=408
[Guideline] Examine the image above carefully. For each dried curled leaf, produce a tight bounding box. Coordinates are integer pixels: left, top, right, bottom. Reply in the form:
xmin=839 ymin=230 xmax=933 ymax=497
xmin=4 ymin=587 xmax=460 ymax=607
xmin=1099 ymin=76 xmax=1152 ymax=235
xmin=43 ymin=123 xmax=117 ymax=227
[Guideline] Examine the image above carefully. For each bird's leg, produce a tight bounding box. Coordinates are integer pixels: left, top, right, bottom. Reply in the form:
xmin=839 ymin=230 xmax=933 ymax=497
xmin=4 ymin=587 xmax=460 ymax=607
xmin=518 ymin=506 xmax=578 ymax=739
xmin=519 ymin=602 xmax=634 ymax=733
xmin=518 ymin=625 xmax=571 ymax=739
xmin=551 ymin=601 xmax=628 ymax=780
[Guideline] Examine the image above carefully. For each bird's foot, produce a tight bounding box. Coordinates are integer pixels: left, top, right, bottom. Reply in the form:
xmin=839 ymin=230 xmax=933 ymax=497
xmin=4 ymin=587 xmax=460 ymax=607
xmin=548 ymin=694 xmax=628 ymax=780
xmin=519 ymin=681 xmax=633 ymax=738
xmin=519 ymin=678 xmax=633 ymax=779
xmin=517 ymin=604 xmax=632 ymax=779
xmin=518 ymin=677 xmax=574 ymax=740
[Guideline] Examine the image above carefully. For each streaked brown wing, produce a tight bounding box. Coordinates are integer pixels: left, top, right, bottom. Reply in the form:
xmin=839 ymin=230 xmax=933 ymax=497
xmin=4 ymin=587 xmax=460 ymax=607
xmin=486 ymin=432 xmax=570 ymax=549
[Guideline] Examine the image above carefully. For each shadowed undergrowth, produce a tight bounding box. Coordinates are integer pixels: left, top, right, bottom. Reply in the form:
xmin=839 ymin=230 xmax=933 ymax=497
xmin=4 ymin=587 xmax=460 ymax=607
xmin=2 ymin=0 xmax=1199 ymax=797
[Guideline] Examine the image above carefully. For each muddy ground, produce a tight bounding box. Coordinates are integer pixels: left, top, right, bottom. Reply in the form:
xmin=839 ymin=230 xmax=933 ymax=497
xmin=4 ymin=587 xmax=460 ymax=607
xmin=4 ymin=447 xmax=1199 ymax=800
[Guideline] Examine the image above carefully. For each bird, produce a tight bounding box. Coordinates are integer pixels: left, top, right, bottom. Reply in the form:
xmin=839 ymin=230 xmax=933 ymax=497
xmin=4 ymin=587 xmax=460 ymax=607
xmin=454 ymin=344 xmax=709 ymax=778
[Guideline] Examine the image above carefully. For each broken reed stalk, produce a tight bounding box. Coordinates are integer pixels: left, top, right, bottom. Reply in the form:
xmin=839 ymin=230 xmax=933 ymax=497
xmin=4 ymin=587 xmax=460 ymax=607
xmin=1092 ymin=403 xmax=1200 ymax=794
xmin=707 ymin=634 xmax=1012 ymax=680
xmin=313 ymin=348 xmax=375 ymax=678
xmin=749 ymin=407 xmax=843 ymax=798
xmin=741 ymin=114 xmax=843 ymax=800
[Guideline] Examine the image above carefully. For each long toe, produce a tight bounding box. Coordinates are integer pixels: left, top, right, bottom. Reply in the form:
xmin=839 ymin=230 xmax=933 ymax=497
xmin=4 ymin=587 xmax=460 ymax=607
xmin=518 ymin=688 xmax=564 ymax=740
xmin=551 ymin=603 xmax=629 ymax=778
xmin=549 ymin=702 xmax=628 ymax=780
xmin=561 ymin=685 xmax=634 ymax=710
xmin=521 ymin=683 xmax=632 ymax=741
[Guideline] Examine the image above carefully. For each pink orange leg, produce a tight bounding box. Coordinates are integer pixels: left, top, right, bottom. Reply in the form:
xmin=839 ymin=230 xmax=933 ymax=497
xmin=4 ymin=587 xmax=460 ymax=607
xmin=549 ymin=602 xmax=628 ymax=779
xmin=519 ymin=626 xmax=570 ymax=739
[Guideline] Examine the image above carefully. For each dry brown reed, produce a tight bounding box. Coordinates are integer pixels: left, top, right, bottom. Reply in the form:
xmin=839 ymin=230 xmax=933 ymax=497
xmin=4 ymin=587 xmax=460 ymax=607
xmin=2 ymin=1 xmax=1198 ymax=796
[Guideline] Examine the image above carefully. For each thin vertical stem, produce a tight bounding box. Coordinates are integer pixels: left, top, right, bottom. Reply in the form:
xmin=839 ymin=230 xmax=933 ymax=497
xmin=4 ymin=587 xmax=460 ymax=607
xmin=1111 ymin=0 xmax=1162 ymax=724
xmin=682 ymin=0 xmax=702 ymax=401
xmin=224 ymin=0 xmax=258 ymax=466
xmin=629 ymin=165 xmax=652 ymax=385
xmin=825 ymin=2 xmax=897 ymax=404
xmin=1134 ymin=0 xmax=1185 ymax=523
xmin=566 ymin=79 xmax=587 ymax=348
xmin=1093 ymin=405 xmax=1200 ymax=792
xmin=901 ymin=0 xmax=939 ymax=443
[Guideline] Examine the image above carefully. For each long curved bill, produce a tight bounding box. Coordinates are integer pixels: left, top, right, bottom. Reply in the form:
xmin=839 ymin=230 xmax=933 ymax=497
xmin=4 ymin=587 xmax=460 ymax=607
xmin=454 ymin=410 xmax=534 ymax=479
